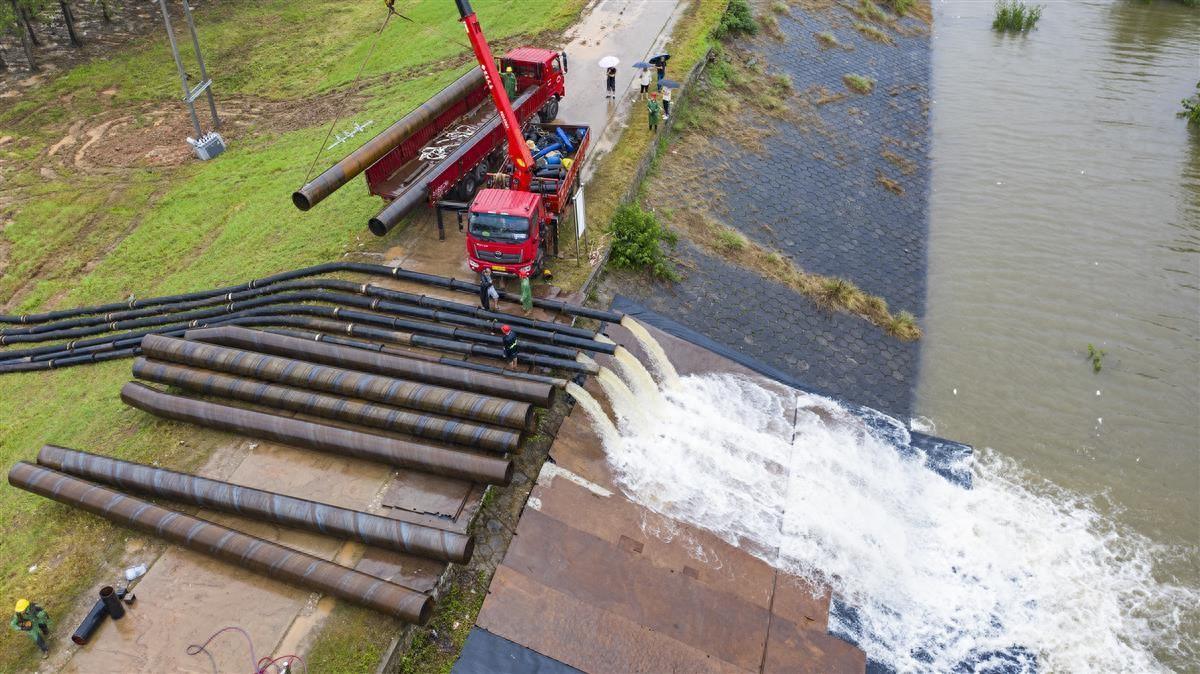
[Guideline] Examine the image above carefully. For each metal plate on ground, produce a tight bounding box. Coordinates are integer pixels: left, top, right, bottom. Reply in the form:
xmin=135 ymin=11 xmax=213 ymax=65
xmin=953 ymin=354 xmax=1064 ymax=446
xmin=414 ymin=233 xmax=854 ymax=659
xmin=500 ymin=508 xmax=772 ymax=671
xmin=382 ymin=469 xmax=473 ymax=519
xmin=452 ymin=627 xmax=583 ymax=674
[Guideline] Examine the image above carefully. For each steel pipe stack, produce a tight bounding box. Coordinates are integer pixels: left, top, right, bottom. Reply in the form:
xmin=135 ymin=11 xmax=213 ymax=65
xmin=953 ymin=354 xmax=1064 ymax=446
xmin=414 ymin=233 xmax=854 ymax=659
xmin=140 ymin=334 xmax=533 ymax=430
xmin=37 ymin=445 xmax=475 ymax=563
xmin=121 ymin=382 xmax=514 ymax=484
xmin=132 ymin=359 xmax=521 ymax=453
xmin=8 ymin=462 xmax=433 ymax=624
xmin=184 ymin=326 xmax=554 ymax=406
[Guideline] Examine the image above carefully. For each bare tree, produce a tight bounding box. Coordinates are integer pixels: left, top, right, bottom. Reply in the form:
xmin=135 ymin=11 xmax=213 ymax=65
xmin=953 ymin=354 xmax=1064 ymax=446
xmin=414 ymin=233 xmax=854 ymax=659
xmin=7 ymin=0 xmax=36 ymax=69
xmin=94 ymin=0 xmax=110 ymax=22
xmin=59 ymin=0 xmax=80 ymax=45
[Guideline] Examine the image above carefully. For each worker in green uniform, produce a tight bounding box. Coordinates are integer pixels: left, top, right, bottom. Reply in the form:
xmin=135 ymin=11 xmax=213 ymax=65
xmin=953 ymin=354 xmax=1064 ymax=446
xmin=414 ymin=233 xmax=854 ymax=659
xmin=10 ymin=598 xmax=52 ymax=659
xmin=646 ymin=92 xmax=661 ymax=132
xmin=501 ymin=66 xmax=518 ymax=101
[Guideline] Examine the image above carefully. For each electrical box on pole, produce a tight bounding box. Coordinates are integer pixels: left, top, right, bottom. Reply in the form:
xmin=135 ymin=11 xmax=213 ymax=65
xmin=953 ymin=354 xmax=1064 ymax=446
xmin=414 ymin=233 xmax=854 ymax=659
xmin=157 ymin=0 xmax=225 ymax=161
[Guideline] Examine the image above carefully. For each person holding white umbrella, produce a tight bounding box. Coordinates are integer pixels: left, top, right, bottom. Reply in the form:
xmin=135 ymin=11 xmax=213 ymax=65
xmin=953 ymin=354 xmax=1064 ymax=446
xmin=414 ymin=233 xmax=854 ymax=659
xmin=598 ymin=55 xmax=620 ymax=99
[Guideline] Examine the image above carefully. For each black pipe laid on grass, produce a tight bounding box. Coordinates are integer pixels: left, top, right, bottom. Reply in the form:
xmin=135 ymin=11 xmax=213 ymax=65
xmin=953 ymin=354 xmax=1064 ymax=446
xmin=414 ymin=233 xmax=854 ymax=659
xmin=0 ymin=289 xmax=606 ymax=358
xmin=0 ymin=314 xmax=598 ymax=376
xmin=120 ymin=382 xmax=513 ymax=485
xmin=0 ymin=262 xmax=623 ymax=325
xmin=38 ymin=444 xmax=476 ymax=562
xmin=0 ymin=300 xmax=582 ymax=361
xmin=0 ymin=277 xmax=599 ymax=342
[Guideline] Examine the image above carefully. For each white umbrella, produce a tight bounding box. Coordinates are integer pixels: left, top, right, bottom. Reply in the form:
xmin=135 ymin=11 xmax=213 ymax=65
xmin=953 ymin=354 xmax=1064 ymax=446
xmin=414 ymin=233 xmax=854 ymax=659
xmin=598 ymin=55 xmax=620 ymax=68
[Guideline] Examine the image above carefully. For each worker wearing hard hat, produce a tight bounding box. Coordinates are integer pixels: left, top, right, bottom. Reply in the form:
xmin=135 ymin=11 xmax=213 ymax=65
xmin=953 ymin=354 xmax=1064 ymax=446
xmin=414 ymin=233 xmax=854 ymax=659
xmin=10 ymin=598 xmax=52 ymax=659
xmin=501 ymin=66 xmax=518 ymax=100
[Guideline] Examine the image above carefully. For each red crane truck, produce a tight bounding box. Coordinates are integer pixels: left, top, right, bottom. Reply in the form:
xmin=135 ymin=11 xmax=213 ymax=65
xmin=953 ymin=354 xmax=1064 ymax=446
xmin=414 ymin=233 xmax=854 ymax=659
xmin=454 ymin=0 xmax=590 ymax=278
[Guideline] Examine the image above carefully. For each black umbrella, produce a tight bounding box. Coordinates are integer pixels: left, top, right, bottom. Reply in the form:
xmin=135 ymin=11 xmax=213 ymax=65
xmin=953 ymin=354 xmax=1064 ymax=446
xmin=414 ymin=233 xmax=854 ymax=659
xmin=648 ymin=53 xmax=671 ymax=65
xmin=657 ymin=78 xmax=681 ymax=89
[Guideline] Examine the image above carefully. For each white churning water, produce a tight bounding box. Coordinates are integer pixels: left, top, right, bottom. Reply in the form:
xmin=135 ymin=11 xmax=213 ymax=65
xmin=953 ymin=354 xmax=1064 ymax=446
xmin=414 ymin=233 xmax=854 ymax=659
xmin=568 ymin=320 xmax=1198 ymax=673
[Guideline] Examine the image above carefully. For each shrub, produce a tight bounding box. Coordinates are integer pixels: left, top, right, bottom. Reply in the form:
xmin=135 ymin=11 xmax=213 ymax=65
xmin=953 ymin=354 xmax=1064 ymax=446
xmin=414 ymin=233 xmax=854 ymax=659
xmin=993 ymin=0 xmax=1043 ymax=31
xmin=844 ymin=73 xmax=875 ymax=94
xmin=716 ymin=228 xmax=748 ymax=251
xmin=887 ymin=311 xmax=921 ymax=340
xmin=608 ymin=203 xmax=679 ymax=280
xmin=712 ymin=0 xmax=758 ymax=40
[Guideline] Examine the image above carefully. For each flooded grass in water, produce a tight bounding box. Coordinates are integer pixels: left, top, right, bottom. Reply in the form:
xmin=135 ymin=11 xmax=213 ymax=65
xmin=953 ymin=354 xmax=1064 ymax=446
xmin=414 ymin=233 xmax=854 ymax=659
xmin=993 ymin=0 xmax=1043 ymax=32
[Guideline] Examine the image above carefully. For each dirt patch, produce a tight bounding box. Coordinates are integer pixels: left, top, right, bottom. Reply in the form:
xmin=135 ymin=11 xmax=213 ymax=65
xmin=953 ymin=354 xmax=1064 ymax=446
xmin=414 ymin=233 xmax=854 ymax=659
xmin=38 ymin=90 xmax=352 ymax=171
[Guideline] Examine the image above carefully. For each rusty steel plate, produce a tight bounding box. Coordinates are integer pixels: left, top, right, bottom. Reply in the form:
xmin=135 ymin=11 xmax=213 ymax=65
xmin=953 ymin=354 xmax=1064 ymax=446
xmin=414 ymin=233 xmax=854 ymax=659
xmin=477 ymin=565 xmax=749 ymax=674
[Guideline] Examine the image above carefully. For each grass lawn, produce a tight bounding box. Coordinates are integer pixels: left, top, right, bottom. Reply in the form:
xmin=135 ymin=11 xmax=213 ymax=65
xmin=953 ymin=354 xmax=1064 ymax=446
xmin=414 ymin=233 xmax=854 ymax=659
xmin=0 ymin=1 xmax=583 ymax=671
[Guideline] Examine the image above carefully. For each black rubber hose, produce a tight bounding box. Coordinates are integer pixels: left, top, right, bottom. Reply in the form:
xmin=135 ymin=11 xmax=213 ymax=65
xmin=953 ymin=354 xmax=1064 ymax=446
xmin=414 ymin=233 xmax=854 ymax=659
xmin=0 ymin=262 xmax=623 ymax=325
xmin=0 ymin=314 xmax=598 ymax=375
xmin=0 ymin=297 xmax=585 ymax=359
xmin=0 ymin=278 xmax=599 ymax=341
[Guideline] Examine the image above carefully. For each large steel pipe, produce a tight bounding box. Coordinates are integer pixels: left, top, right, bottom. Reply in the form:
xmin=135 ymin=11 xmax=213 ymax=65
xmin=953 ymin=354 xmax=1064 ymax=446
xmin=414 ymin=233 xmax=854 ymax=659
xmin=8 ymin=463 xmax=433 ymax=623
xmin=140 ymin=334 xmax=532 ymax=430
xmin=120 ymin=382 xmax=513 ymax=484
xmin=37 ymin=445 xmax=474 ymax=563
xmin=367 ymin=87 xmax=537 ymax=236
xmin=293 ymin=68 xmax=486 ymax=211
xmin=133 ymin=358 xmax=520 ymax=453
xmin=184 ymin=326 xmax=553 ymax=406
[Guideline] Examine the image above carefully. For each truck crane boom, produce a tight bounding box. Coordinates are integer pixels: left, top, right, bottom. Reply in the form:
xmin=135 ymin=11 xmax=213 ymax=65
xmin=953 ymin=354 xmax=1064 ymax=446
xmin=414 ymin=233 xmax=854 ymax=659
xmin=455 ymin=0 xmax=534 ymax=192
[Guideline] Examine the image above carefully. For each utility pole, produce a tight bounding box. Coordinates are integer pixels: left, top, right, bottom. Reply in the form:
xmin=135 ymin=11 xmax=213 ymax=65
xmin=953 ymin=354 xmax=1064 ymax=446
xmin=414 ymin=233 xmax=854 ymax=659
xmin=157 ymin=0 xmax=225 ymax=160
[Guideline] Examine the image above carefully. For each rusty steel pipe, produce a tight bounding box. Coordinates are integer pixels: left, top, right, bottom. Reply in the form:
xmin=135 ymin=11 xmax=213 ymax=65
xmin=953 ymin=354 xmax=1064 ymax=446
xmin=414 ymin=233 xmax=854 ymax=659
xmin=132 ymin=358 xmax=520 ymax=453
xmin=293 ymin=69 xmax=486 ymax=211
xmin=37 ymin=445 xmax=474 ymax=563
xmin=184 ymin=326 xmax=553 ymax=406
xmin=8 ymin=462 xmax=433 ymax=623
xmin=121 ymin=382 xmax=513 ymax=484
xmin=140 ymin=334 xmax=532 ymax=430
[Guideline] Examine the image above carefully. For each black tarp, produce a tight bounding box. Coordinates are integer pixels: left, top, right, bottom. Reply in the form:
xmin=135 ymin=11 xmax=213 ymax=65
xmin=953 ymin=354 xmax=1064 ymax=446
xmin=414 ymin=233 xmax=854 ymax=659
xmin=451 ymin=627 xmax=583 ymax=674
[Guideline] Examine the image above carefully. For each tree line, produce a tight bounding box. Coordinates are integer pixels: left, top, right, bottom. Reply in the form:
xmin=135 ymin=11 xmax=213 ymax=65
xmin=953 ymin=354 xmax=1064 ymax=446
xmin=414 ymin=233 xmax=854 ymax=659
xmin=0 ymin=0 xmax=117 ymax=71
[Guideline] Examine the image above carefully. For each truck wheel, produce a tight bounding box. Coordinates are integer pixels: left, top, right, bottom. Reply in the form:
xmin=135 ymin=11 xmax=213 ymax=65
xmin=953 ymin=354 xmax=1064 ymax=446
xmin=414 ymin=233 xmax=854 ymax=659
xmin=458 ymin=173 xmax=478 ymax=201
xmin=538 ymin=98 xmax=559 ymax=123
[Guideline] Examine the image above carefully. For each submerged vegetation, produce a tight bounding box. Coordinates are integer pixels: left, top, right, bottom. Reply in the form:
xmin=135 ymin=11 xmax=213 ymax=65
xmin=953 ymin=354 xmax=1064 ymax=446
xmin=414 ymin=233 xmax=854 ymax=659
xmin=844 ymin=73 xmax=876 ymax=94
xmin=1087 ymin=344 xmax=1107 ymax=373
xmin=993 ymin=0 xmax=1043 ymax=31
xmin=1181 ymin=82 xmax=1200 ymax=125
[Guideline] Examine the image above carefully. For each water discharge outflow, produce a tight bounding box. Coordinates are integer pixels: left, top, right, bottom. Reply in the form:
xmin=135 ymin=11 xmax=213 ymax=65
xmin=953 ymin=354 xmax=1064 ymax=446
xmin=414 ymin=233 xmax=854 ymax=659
xmin=620 ymin=316 xmax=678 ymax=384
xmin=570 ymin=325 xmax=1199 ymax=672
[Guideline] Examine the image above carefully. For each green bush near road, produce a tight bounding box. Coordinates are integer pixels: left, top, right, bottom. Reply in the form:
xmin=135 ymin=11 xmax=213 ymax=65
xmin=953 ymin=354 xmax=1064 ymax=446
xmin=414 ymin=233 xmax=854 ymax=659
xmin=609 ymin=203 xmax=679 ymax=281
xmin=713 ymin=0 xmax=758 ymax=40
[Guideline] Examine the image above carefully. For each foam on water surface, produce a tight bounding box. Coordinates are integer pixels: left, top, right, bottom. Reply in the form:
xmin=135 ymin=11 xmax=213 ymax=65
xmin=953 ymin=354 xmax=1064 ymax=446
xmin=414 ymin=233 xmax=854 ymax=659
xmin=570 ymin=329 xmax=1198 ymax=673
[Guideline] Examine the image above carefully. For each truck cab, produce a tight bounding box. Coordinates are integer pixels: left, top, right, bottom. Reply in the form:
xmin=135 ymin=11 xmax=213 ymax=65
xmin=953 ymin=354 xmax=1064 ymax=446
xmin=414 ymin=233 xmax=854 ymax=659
xmin=466 ymin=189 xmax=549 ymax=277
xmin=500 ymin=48 xmax=566 ymax=122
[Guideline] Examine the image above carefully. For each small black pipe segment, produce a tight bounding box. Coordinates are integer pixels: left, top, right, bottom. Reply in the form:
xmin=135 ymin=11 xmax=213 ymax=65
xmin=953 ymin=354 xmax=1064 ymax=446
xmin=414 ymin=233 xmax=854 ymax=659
xmin=71 ymin=599 xmax=108 ymax=645
xmin=98 ymin=586 xmax=125 ymax=620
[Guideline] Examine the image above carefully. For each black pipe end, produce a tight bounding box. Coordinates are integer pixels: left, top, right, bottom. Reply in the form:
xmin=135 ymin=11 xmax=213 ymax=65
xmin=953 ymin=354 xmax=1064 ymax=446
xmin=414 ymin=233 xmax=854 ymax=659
xmin=292 ymin=191 xmax=313 ymax=212
xmin=367 ymin=217 xmax=391 ymax=238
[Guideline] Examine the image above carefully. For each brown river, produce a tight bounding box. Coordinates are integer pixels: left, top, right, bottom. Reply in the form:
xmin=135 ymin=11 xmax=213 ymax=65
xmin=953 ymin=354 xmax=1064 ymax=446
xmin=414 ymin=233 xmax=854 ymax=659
xmin=919 ymin=0 xmax=1199 ymax=667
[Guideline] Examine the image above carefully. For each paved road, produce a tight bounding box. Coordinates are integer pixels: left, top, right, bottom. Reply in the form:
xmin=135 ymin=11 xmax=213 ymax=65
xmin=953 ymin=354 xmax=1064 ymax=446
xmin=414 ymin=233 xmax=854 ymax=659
xmin=617 ymin=4 xmax=931 ymax=418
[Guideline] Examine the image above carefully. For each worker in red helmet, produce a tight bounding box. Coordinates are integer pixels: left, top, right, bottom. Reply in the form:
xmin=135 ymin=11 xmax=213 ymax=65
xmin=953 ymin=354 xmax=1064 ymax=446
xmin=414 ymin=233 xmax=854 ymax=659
xmin=500 ymin=324 xmax=520 ymax=367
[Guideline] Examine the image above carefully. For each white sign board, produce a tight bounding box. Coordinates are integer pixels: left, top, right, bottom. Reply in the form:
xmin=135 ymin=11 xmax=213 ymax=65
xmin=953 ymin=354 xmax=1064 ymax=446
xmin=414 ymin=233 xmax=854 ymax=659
xmin=574 ymin=188 xmax=587 ymax=237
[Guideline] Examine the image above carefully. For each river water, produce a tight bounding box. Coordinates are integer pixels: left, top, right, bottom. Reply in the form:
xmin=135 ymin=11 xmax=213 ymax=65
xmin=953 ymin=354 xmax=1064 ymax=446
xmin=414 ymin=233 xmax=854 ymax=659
xmin=920 ymin=0 xmax=1199 ymax=663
